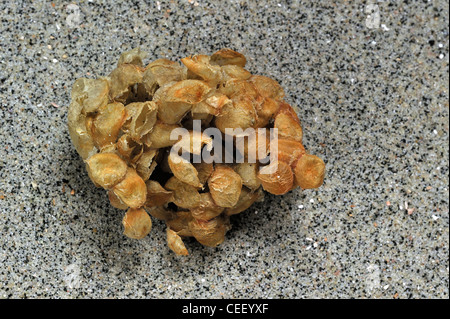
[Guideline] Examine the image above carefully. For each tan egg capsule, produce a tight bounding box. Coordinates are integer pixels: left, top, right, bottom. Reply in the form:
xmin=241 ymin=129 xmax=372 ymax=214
xmin=204 ymin=93 xmax=232 ymax=112
xmin=100 ymin=143 xmax=119 ymax=154
xmin=122 ymin=101 xmax=157 ymax=142
xmin=254 ymin=97 xmax=280 ymax=128
xmin=67 ymin=100 xmax=98 ymax=160
xmin=112 ymin=167 xmax=147 ymax=208
xmin=165 ymin=177 xmax=201 ymax=209
xmin=215 ymin=96 xmax=257 ymax=133
xmin=117 ymin=47 xmax=147 ymax=67
xmin=122 ymin=207 xmax=152 ymax=239
xmin=136 ymin=148 xmax=158 ymax=181
xmin=193 ymin=162 xmax=214 ymax=185
xmin=277 ymin=138 xmax=306 ymax=167
xmin=108 ymin=189 xmax=128 ymax=210
xmin=91 ymin=102 xmax=127 ymax=149
xmin=225 ymin=187 xmax=264 ymax=216
xmin=85 ymin=114 xmax=95 ymax=135
xmin=181 ymin=55 xmax=222 ymax=86
xmin=166 ymin=211 xmax=193 ymax=237
xmin=293 ymin=154 xmax=325 ymax=189
xmin=146 ymin=206 xmax=175 ymax=221
xmin=85 ymin=153 xmax=128 ymax=189
xmin=145 ymin=180 xmax=173 ymax=207
xmin=208 ymin=165 xmax=242 ymax=208
xmin=167 ymin=228 xmax=189 ymax=256
xmin=220 ymin=65 xmax=252 ymax=81
xmin=257 ymin=161 xmax=294 ymax=195
xmin=219 ymin=79 xmax=258 ymax=99
xmin=153 ymin=80 xmax=210 ymax=124
xmin=116 ymin=134 xmax=143 ymax=163
xmin=109 ymin=64 xmax=143 ymax=103
xmin=141 ymin=70 xmax=159 ymax=97
xmin=233 ymin=163 xmax=261 ymax=190
xmin=168 ymin=153 xmax=202 ymax=188
xmin=164 ymin=79 xmax=211 ymax=104
xmin=157 ymin=100 xmax=192 ymax=125
xmin=142 ymin=121 xmax=181 ymax=148
xmin=249 ymin=75 xmax=285 ymax=100
xmin=210 ymin=48 xmax=247 ymax=67
xmin=144 ymin=58 xmax=182 ymax=70
xmin=191 ymin=93 xmax=231 ymax=116
xmin=152 ymin=80 xmax=177 ymax=101
xmin=143 ymin=58 xmax=184 ymax=91
xmin=71 ymin=78 xmax=110 ymax=113
xmin=190 ymin=193 xmax=224 ymax=221
xmin=188 ymin=215 xmax=231 ymax=247
xmin=274 ymin=102 xmax=303 ymax=142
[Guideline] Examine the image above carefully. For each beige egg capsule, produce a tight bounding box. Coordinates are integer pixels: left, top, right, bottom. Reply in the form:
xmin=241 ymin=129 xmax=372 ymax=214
xmin=108 ymin=190 xmax=128 ymax=210
xmin=85 ymin=153 xmax=128 ymax=189
xmin=233 ymin=163 xmax=261 ymax=191
xmin=109 ymin=64 xmax=143 ymax=103
xmin=181 ymin=55 xmax=222 ymax=86
xmin=168 ymin=153 xmax=202 ymax=188
xmin=136 ymin=149 xmax=158 ymax=181
xmin=215 ymin=96 xmax=257 ymax=133
xmin=167 ymin=228 xmax=189 ymax=256
xmin=142 ymin=121 xmax=182 ymax=148
xmin=67 ymin=100 xmax=98 ymax=160
xmin=143 ymin=58 xmax=185 ymax=90
xmin=293 ymin=154 xmax=326 ymax=189
xmin=254 ymin=97 xmax=280 ymax=128
xmin=146 ymin=206 xmax=175 ymax=221
xmin=190 ymin=193 xmax=224 ymax=221
xmin=122 ymin=101 xmax=157 ymax=141
xmin=219 ymin=79 xmax=258 ymax=99
xmin=274 ymin=102 xmax=303 ymax=142
xmin=257 ymin=161 xmax=294 ymax=195
xmin=165 ymin=177 xmax=201 ymax=209
xmin=91 ymin=102 xmax=128 ymax=149
xmin=122 ymin=208 xmax=152 ymax=239
xmin=112 ymin=167 xmax=147 ymax=208
xmin=166 ymin=211 xmax=193 ymax=237
xmin=276 ymin=139 xmax=306 ymax=167
xmin=220 ymin=65 xmax=252 ymax=81
xmin=145 ymin=180 xmax=173 ymax=208
xmin=188 ymin=215 xmax=231 ymax=247
xmin=153 ymin=81 xmax=196 ymax=124
xmin=249 ymin=75 xmax=285 ymax=100
xmin=210 ymin=48 xmax=247 ymax=67
xmin=117 ymin=47 xmax=147 ymax=67
xmin=225 ymin=187 xmax=264 ymax=216
xmin=71 ymin=77 xmax=110 ymax=113
xmin=116 ymin=134 xmax=143 ymax=163
xmin=208 ymin=165 xmax=242 ymax=208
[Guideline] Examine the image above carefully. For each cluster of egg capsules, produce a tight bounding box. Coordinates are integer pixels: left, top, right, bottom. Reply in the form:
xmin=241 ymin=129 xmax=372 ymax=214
xmin=68 ymin=48 xmax=325 ymax=255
